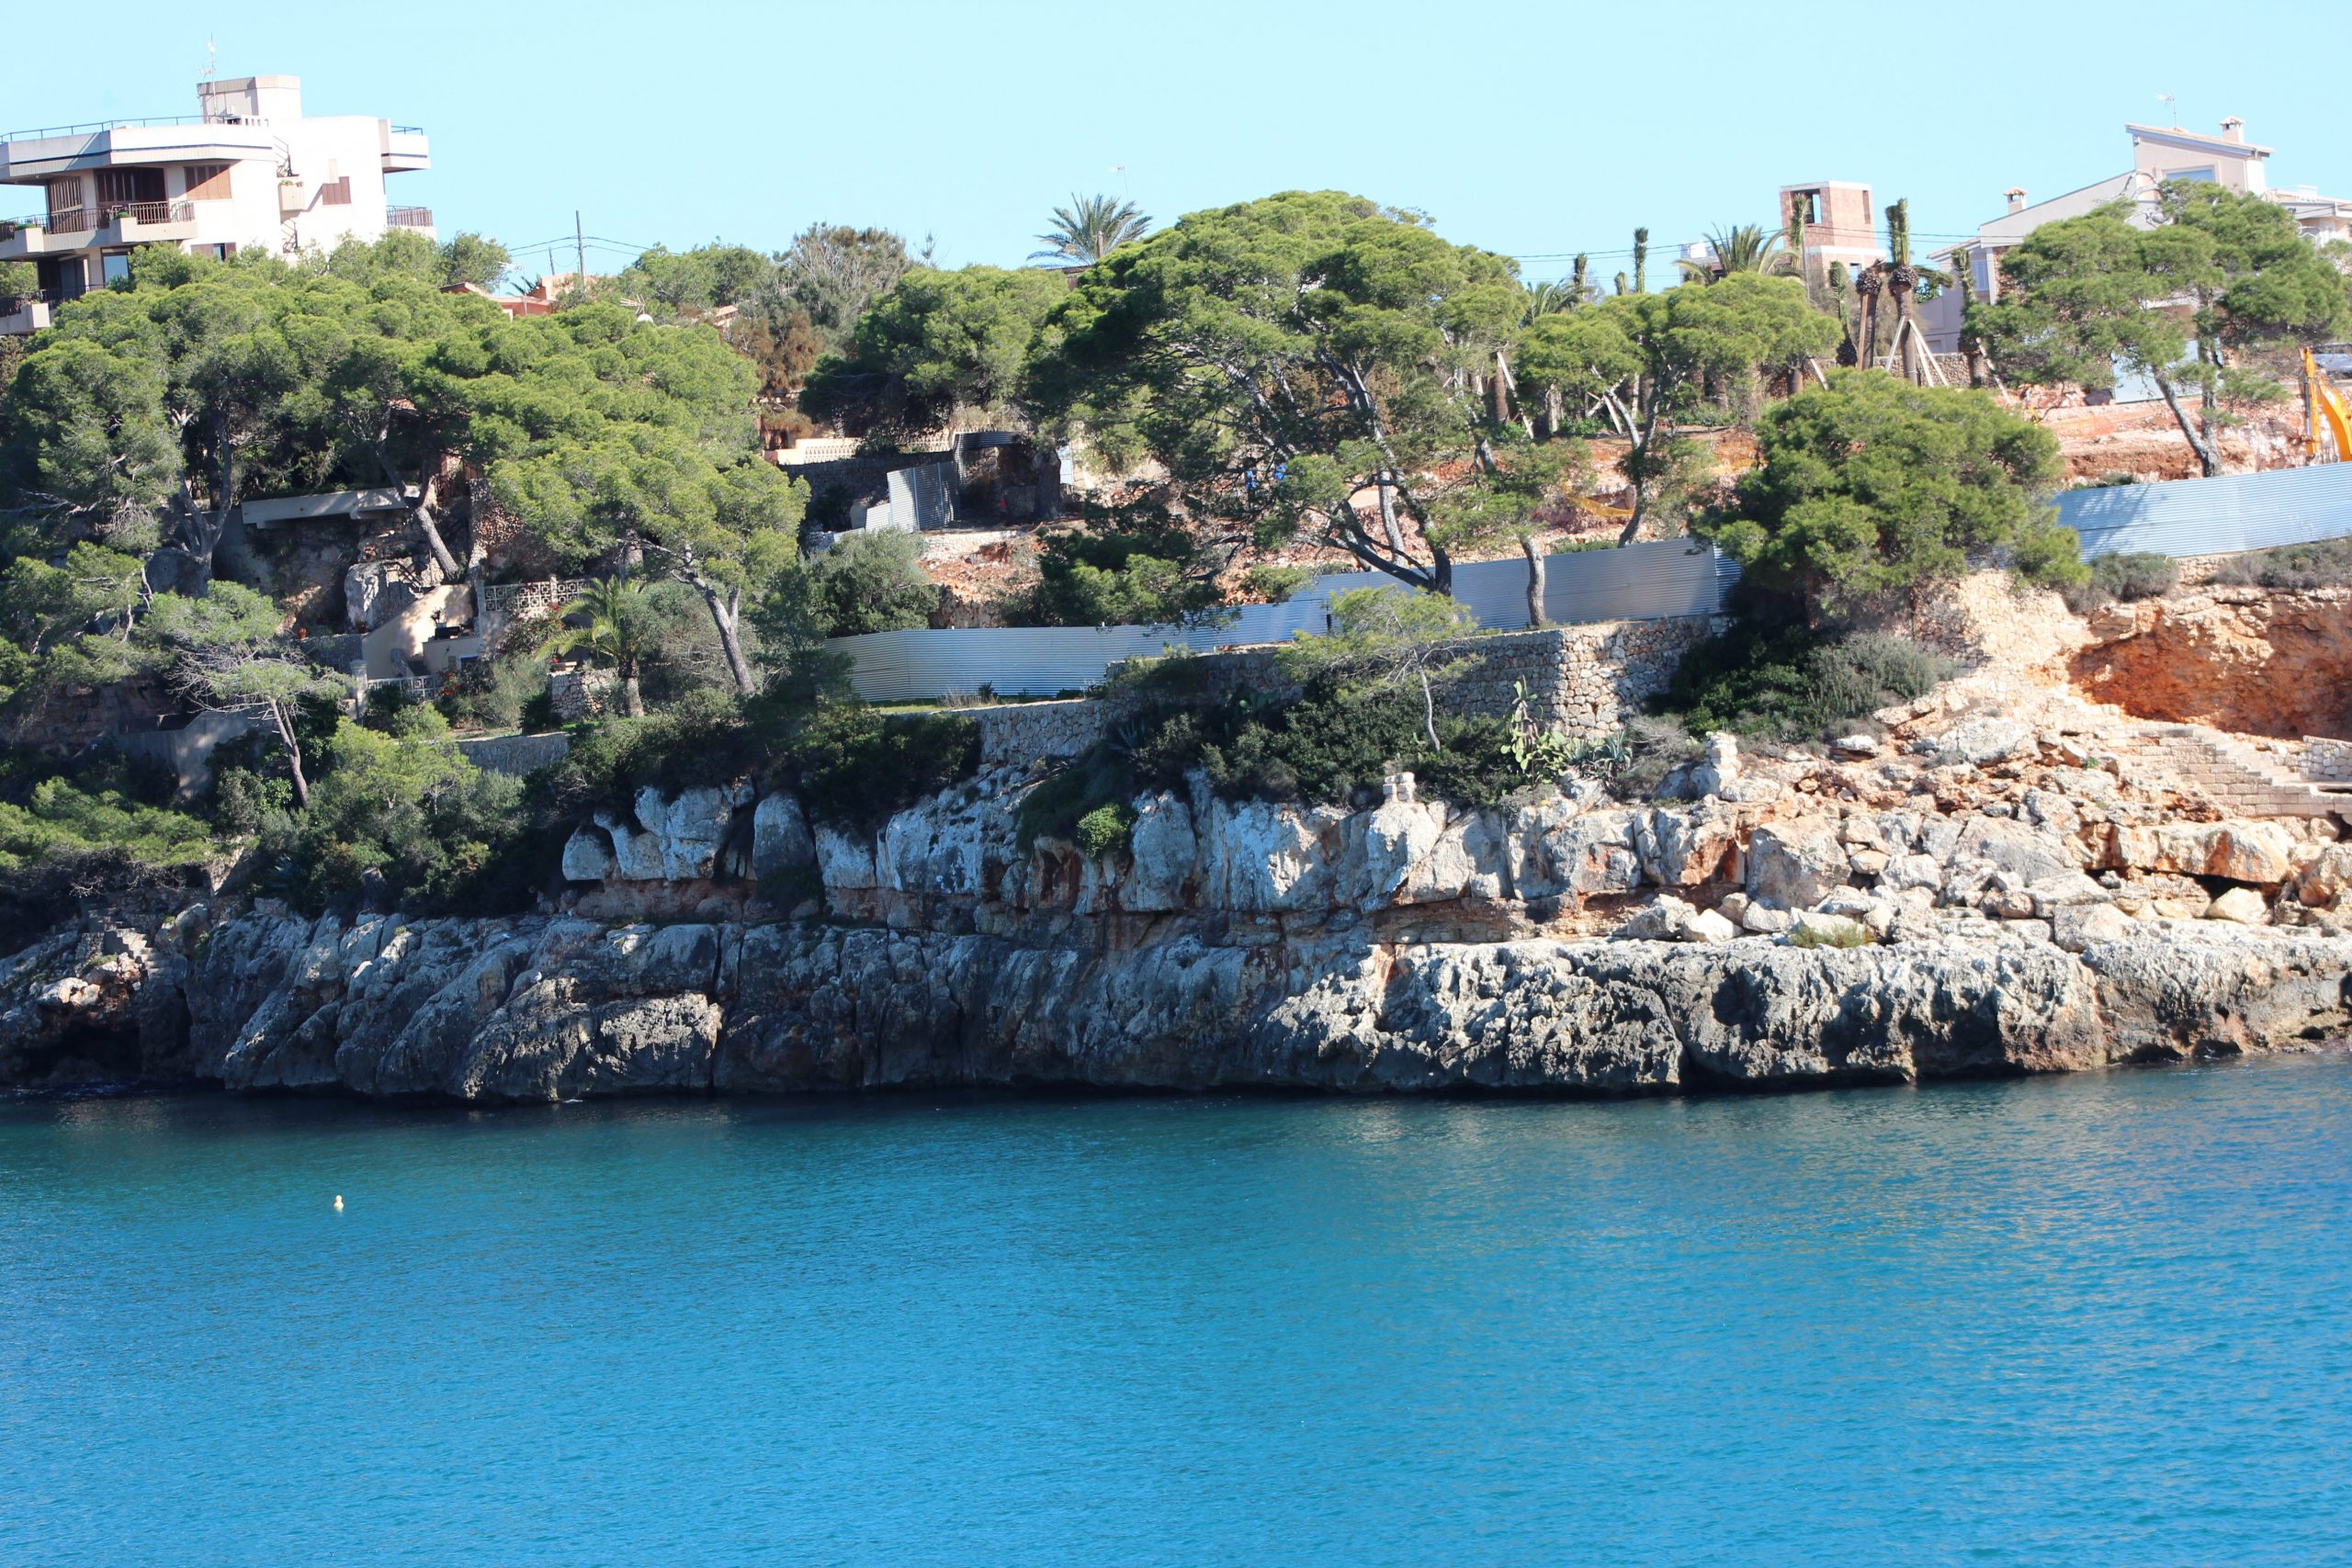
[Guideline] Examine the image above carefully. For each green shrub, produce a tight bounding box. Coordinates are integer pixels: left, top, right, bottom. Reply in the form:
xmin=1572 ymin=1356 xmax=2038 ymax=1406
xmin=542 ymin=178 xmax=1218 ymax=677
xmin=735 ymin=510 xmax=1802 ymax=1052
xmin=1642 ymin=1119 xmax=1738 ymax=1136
xmin=811 ymin=529 xmax=938 ymax=635
xmin=1009 ymin=522 xmax=1225 ymax=627
xmin=259 ymin=714 xmax=528 ymax=915
xmin=2207 ymin=536 xmax=2352 ymax=591
xmin=1663 ymin=622 xmax=1951 ymax=741
xmin=1074 ymin=801 xmax=1136 ymax=859
xmin=774 ymin=706 xmax=980 ymax=834
xmin=435 ymin=651 xmax=552 ymax=732
xmin=1566 ymin=716 xmax=1702 ymax=800
xmin=2064 ymin=550 xmax=2178 ymax=613
xmin=531 ymin=688 xmax=766 ymax=825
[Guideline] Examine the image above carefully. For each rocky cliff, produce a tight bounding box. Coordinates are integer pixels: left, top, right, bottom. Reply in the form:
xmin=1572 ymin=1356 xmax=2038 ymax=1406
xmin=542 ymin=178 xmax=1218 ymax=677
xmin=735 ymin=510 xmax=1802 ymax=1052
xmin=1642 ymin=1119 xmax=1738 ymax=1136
xmin=9 ymin=671 xmax=2352 ymax=1102
xmin=5 ymin=907 xmax=2346 ymax=1101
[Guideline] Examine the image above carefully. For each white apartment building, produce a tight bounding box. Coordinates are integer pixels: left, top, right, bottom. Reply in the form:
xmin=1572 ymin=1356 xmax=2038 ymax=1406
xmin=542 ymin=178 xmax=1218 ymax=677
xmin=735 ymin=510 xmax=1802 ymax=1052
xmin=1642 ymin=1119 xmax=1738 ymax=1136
xmin=0 ymin=74 xmax=432 ymax=335
xmin=1919 ymin=118 xmax=2352 ymax=354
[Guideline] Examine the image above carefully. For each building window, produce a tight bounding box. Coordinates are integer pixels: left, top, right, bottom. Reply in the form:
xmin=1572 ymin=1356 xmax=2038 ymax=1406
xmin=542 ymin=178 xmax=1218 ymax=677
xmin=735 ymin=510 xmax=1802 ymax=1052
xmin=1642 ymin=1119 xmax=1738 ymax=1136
xmin=196 ymin=243 xmax=238 ymax=261
xmin=319 ymin=176 xmax=353 ymax=207
xmin=101 ymin=253 xmax=132 ymax=287
xmin=184 ymin=163 xmax=233 ymax=201
xmin=45 ymin=179 xmax=82 ymax=220
xmin=2164 ymin=165 xmax=2217 ymax=184
xmin=95 ymin=168 xmax=166 ymax=207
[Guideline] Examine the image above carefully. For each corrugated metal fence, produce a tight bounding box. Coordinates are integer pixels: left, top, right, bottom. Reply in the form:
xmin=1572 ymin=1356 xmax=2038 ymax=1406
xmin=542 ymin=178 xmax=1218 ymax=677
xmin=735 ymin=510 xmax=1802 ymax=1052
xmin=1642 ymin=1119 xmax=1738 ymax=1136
xmin=831 ymin=537 xmax=1736 ymax=702
xmin=2055 ymin=461 xmax=2352 ymax=560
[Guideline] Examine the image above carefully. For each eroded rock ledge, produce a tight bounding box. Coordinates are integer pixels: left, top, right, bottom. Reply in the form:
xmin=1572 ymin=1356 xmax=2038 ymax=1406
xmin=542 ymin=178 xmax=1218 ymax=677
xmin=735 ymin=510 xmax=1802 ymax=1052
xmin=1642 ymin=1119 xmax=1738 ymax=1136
xmin=6 ymin=909 xmax=2345 ymax=1101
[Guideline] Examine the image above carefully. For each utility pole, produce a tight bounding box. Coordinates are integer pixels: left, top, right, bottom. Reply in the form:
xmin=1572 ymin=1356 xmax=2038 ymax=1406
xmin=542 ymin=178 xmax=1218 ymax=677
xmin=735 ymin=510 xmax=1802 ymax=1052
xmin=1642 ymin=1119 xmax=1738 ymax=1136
xmin=574 ymin=210 xmax=586 ymax=299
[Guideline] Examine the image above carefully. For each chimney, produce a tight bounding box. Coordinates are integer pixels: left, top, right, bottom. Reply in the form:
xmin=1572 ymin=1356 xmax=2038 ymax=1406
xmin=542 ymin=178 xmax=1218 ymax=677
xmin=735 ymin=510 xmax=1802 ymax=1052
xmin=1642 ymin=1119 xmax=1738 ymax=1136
xmin=2005 ymin=187 xmax=2028 ymax=214
xmin=2220 ymin=116 xmax=2244 ymax=144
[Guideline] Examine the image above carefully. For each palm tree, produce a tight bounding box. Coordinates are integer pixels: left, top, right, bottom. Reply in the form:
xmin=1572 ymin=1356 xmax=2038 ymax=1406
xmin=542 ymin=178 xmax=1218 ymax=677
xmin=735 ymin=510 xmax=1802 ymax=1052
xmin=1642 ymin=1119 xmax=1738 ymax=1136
xmin=1031 ymin=194 xmax=1151 ymax=265
xmin=1675 ymin=224 xmax=1792 ymax=284
xmin=541 ymin=578 xmax=662 ymax=718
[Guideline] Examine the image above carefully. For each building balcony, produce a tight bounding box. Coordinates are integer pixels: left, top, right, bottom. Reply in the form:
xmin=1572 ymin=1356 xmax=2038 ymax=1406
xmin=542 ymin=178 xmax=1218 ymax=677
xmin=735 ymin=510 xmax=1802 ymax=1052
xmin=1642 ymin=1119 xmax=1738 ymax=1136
xmin=0 ymin=214 xmax=61 ymax=260
xmin=0 ymin=202 xmax=194 ymax=259
xmin=0 ymin=290 xmax=58 ymax=336
xmin=387 ymin=205 xmax=434 ymax=230
xmin=0 ymin=117 xmax=275 ymax=182
xmin=379 ymin=124 xmax=430 ymax=175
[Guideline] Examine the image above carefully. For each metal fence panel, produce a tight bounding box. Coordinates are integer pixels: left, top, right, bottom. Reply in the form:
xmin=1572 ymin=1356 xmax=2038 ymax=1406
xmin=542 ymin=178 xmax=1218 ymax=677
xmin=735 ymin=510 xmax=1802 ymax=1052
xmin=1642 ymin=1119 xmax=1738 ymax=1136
xmin=2055 ymin=462 xmax=2352 ymax=559
xmin=831 ymin=538 xmax=1733 ymax=702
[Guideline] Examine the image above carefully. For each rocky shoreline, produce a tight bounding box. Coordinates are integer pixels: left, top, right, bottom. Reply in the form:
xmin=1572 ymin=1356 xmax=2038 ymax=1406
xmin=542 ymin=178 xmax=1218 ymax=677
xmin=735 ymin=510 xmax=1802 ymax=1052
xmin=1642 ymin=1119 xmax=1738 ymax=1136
xmin=12 ymin=612 xmax=2352 ymax=1105
xmin=6 ymin=908 xmax=2347 ymax=1102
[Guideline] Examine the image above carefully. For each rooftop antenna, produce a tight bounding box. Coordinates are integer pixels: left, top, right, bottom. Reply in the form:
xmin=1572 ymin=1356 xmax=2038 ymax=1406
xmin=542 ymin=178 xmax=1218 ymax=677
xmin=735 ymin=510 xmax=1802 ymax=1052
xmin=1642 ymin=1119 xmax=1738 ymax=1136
xmin=2156 ymin=92 xmax=2177 ymax=129
xmin=202 ymin=37 xmax=216 ymax=82
xmin=1111 ymin=163 xmax=1128 ymax=197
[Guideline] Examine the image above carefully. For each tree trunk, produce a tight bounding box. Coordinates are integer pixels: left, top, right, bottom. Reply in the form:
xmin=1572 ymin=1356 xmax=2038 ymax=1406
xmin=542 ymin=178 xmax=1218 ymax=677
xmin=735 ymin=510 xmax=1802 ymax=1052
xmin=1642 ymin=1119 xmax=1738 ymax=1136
xmin=388 ymin=461 xmax=464 ymax=580
xmin=272 ymin=699 xmax=310 ymax=808
xmin=1419 ymin=669 xmax=1440 ymax=752
xmin=1428 ymin=539 xmax=1453 ymax=598
xmin=699 ymin=582 xmax=755 ymax=695
xmin=1521 ymin=533 xmax=1546 ymax=628
xmin=2153 ymin=370 xmax=2222 ymax=477
xmin=1376 ymin=472 xmax=1406 ymax=554
xmin=619 ymin=660 xmax=646 ymax=718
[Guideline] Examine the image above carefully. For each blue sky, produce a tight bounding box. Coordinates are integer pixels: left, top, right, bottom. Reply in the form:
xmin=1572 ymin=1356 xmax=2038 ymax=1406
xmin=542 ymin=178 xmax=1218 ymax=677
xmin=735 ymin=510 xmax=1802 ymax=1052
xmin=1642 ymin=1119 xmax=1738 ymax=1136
xmin=11 ymin=0 xmax=2349 ymax=282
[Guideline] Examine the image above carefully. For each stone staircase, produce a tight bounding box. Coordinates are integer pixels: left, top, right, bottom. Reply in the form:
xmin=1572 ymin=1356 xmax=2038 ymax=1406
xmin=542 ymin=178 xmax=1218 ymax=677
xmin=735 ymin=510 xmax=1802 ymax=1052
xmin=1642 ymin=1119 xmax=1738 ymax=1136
xmin=2108 ymin=727 xmax=2346 ymax=819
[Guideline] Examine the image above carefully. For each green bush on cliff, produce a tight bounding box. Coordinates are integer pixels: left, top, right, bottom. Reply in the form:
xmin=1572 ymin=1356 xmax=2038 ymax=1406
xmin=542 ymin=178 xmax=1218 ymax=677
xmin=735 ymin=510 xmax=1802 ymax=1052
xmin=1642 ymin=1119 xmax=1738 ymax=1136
xmin=0 ymin=749 xmax=213 ymax=950
xmin=1016 ymin=675 xmax=1551 ymax=854
xmin=2064 ymin=550 xmax=2178 ymax=614
xmin=2208 ymin=536 xmax=2352 ymax=591
xmin=258 ymin=713 xmax=528 ymax=915
xmin=773 ymin=705 xmax=980 ymax=834
xmin=1663 ymin=622 xmax=1950 ymax=741
xmin=1073 ymin=801 xmax=1136 ymax=860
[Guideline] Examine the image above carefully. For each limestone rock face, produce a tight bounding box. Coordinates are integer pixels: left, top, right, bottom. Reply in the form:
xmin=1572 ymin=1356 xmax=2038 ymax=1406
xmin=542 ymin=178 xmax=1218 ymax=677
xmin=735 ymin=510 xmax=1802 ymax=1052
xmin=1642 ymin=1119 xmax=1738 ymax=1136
xmin=1933 ymin=716 xmax=2036 ymax=766
xmin=1747 ymin=821 xmax=1849 ymax=911
xmin=562 ymin=826 xmax=617 ymax=883
xmin=9 ymin=904 xmax=2348 ymax=1103
xmin=752 ymin=794 xmax=815 ymax=880
xmin=1690 ymin=733 xmax=1740 ymax=797
xmin=1123 ymin=793 xmax=1198 ymax=912
xmin=2207 ymin=887 xmax=2270 ymax=926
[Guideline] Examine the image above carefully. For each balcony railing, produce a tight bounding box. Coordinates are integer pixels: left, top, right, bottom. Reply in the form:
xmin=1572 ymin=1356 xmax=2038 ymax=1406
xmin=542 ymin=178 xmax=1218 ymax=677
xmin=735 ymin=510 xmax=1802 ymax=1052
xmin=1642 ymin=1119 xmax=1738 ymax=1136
xmin=387 ymin=206 xmax=434 ymax=228
xmin=29 ymin=201 xmax=194 ymax=234
xmin=3 ymin=112 xmax=263 ymax=141
xmin=1 ymin=289 xmax=62 ymax=315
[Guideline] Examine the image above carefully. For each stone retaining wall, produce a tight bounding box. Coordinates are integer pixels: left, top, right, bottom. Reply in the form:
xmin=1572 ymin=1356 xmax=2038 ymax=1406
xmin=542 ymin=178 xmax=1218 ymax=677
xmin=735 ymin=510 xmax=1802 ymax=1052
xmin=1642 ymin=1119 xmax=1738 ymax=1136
xmin=966 ymin=614 xmax=1727 ymax=770
xmin=456 ymin=731 xmax=574 ymax=777
xmin=969 ymin=700 xmax=1111 ymax=766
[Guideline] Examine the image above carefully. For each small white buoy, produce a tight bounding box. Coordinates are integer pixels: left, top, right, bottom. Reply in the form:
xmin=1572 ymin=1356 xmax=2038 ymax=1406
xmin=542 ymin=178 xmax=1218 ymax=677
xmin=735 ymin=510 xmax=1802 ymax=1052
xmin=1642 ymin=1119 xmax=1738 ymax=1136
xmin=333 ymin=1194 xmax=344 ymax=1213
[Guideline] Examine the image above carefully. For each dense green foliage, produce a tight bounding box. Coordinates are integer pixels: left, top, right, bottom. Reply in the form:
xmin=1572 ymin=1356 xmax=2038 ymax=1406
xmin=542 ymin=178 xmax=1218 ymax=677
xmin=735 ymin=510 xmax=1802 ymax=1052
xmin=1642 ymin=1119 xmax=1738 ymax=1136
xmin=0 ymin=748 xmax=211 ymax=948
xmin=1031 ymin=191 xmax=1527 ymax=594
xmin=1660 ymin=621 xmax=1951 ymax=740
xmin=773 ymin=706 xmax=980 ymax=834
xmin=800 ymin=265 xmax=1066 ymax=435
xmin=1009 ymin=521 xmax=1223 ymax=627
xmin=1702 ymin=371 xmax=2078 ymax=614
xmin=808 ymin=530 xmax=938 ymax=635
xmin=255 ymin=709 xmax=528 ymax=914
xmin=1973 ymin=187 xmax=2352 ymax=475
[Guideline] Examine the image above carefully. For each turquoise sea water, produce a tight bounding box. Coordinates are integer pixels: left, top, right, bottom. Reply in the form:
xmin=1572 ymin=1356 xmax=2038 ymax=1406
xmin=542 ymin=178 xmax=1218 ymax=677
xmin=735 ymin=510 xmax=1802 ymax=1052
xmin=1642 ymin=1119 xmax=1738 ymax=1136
xmin=5 ymin=1057 xmax=2350 ymax=1566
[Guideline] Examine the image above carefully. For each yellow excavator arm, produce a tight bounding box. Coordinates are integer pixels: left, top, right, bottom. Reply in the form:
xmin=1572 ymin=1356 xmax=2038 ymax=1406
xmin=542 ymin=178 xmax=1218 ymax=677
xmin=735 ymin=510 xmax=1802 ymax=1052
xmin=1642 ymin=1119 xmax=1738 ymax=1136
xmin=2307 ymin=349 xmax=2352 ymax=462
